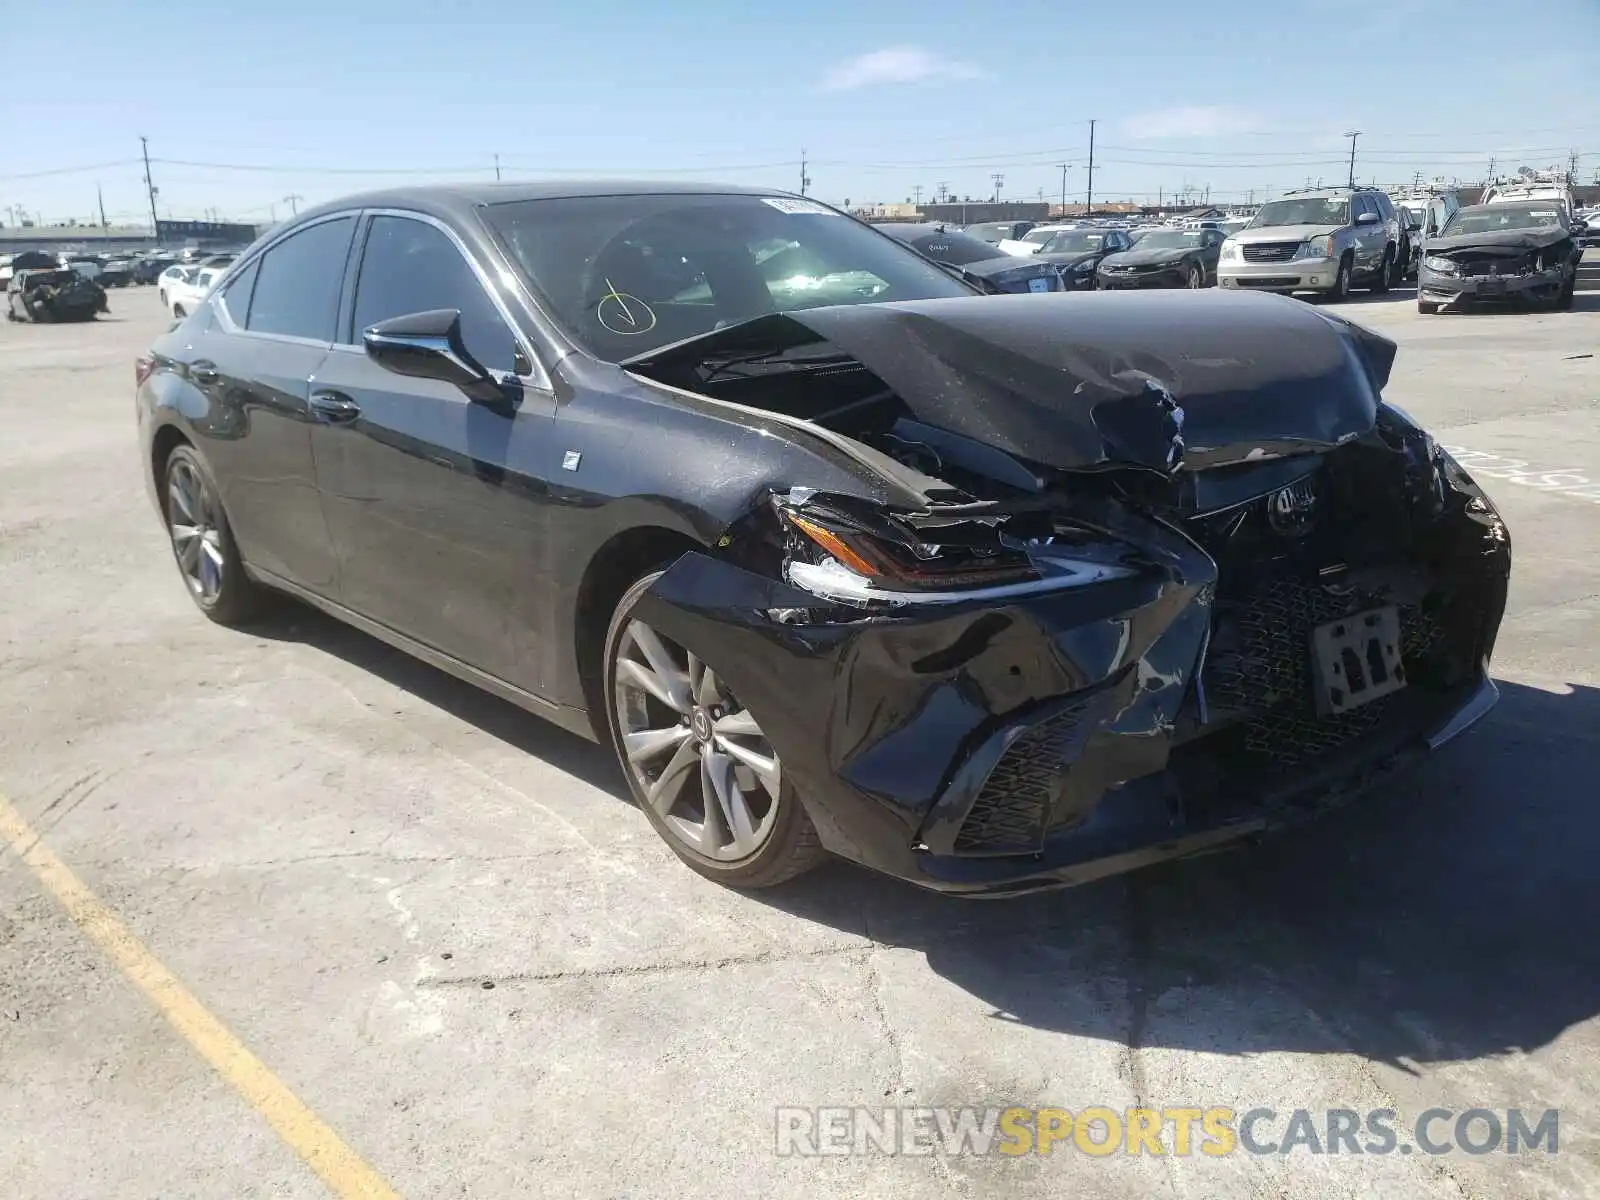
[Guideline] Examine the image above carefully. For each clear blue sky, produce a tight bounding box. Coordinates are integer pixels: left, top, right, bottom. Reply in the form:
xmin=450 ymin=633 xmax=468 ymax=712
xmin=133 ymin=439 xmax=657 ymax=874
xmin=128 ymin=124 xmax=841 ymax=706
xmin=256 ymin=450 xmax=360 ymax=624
xmin=3 ymin=0 xmax=1598 ymax=225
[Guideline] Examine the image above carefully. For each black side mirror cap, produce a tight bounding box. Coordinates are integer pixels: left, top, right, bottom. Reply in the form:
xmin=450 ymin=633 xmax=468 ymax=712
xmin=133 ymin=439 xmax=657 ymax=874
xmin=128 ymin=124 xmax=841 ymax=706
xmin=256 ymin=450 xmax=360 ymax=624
xmin=362 ymin=308 xmax=504 ymax=403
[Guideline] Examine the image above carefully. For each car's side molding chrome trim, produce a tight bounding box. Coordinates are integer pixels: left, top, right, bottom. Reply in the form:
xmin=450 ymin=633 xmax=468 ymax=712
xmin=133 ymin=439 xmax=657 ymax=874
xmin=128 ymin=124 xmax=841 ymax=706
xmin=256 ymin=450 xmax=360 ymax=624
xmin=246 ymin=566 xmax=599 ymax=743
xmin=1425 ymin=670 xmax=1499 ymax=750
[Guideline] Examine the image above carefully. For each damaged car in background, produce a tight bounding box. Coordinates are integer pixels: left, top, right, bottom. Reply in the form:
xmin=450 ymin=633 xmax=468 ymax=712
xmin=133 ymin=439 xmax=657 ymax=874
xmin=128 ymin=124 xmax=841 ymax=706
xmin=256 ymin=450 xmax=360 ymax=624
xmin=1418 ymin=201 xmax=1581 ymax=314
xmin=136 ymin=183 xmax=1511 ymax=896
xmin=6 ymin=257 xmax=109 ymax=322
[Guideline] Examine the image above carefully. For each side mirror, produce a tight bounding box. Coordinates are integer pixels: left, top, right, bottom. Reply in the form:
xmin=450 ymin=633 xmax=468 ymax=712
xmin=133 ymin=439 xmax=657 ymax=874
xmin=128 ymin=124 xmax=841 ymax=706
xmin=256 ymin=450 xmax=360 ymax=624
xmin=1355 ymin=212 xmax=1380 ymax=226
xmin=362 ymin=308 xmax=503 ymax=402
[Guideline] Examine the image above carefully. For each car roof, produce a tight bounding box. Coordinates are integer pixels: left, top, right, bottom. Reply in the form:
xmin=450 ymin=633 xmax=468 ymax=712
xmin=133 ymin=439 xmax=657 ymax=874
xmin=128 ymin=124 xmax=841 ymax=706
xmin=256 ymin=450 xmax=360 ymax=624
xmin=291 ymin=179 xmax=803 ymax=227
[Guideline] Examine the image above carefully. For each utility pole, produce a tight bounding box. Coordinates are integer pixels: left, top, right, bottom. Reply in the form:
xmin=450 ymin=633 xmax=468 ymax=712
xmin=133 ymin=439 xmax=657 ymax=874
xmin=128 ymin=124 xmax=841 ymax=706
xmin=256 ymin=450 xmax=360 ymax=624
xmin=139 ymin=135 xmax=160 ymax=239
xmin=1568 ymin=148 xmax=1579 ymax=181
xmin=1486 ymin=156 xmax=1496 ymax=184
xmin=912 ymin=184 xmax=923 ymax=206
xmin=494 ymin=154 xmax=501 ymax=182
xmin=990 ymin=172 xmax=1004 ymax=203
xmin=1344 ymin=130 xmax=1360 ymax=189
xmin=936 ymin=180 xmax=949 ymax=204
xmin=1058 ymin=162 xmax=1069 ymax=210
xmin=799 ymin=149 xmax=810 ymax=196
xmin=97 ymin=183 xmax=108 ymax=232
xmin=1085 ymin=119 xmax=1096 ymax=216
xmin=283 ymin=194 xmax=303 ymax=217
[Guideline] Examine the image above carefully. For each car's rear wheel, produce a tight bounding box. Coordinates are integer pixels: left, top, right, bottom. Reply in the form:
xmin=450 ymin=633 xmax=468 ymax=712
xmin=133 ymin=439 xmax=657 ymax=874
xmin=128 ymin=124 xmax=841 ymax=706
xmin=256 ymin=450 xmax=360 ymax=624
xmin=1185 ymin=262 xmax=1203 ymax=289
xmin=603 ymin=571 xmax=824 ymax=888
xmin=163 ymin=445 xmax=267 ymax=625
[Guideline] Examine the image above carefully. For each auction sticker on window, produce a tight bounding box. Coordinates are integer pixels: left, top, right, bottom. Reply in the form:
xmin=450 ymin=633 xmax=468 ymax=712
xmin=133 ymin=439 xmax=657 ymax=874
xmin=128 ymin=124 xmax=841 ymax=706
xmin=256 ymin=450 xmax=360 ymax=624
xmin=761 ymin=197 xmax=840 ymax=216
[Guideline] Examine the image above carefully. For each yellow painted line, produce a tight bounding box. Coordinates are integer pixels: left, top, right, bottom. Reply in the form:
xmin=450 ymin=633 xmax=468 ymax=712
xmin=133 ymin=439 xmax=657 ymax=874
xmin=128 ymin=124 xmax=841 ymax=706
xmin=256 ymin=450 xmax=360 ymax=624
xmin=0 ymin=791 xmax=400 ymax=1200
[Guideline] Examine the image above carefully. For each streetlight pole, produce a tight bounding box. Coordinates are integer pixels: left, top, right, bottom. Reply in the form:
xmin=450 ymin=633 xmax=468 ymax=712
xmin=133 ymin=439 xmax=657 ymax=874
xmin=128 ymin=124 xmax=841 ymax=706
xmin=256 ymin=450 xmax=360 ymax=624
xmin=1085 ymin=119 xmax=1096 ymax=215
xmin=1345 ymin=130 xmax=1361 ymax=189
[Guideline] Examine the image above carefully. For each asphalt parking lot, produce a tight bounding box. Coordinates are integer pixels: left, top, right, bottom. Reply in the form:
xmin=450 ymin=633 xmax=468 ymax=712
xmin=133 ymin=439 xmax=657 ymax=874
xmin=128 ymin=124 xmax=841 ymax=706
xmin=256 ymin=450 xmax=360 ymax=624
xmin=3 ymin=263 xmax=1599 ymax=1200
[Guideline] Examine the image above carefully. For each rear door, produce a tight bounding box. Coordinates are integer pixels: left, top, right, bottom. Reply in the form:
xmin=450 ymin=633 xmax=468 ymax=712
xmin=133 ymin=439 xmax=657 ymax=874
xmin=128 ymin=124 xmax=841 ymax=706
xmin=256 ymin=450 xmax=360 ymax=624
xmin=307 ymin=210 xmax=556 ymax=692
xmin=174 ymin=215 xmax=356 ymax=593
xmin=1352 ymin=195 xmax=1384 ymax=273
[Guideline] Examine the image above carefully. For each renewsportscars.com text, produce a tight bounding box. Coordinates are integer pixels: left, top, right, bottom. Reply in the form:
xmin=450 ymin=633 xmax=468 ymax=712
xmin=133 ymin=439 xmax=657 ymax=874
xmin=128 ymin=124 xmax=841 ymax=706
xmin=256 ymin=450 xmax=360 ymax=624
xmin=774 ymin=1106 xmax=1559 ymax=1158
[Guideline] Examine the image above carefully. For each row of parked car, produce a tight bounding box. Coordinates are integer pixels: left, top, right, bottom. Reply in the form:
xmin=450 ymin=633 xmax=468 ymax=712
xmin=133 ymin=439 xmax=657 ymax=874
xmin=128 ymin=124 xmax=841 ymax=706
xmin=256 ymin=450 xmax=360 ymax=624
xmin=884 ymin=181 xmax=1592 ymax=312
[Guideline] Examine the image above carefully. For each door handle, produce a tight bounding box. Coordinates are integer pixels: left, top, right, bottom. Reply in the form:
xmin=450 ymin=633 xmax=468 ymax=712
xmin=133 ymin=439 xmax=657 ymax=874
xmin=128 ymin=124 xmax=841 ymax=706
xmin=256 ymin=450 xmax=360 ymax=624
xmin=309 ymin=390 xmax=361 ymax=425
xmin=189 ymin=359 xmax=219 ymax=384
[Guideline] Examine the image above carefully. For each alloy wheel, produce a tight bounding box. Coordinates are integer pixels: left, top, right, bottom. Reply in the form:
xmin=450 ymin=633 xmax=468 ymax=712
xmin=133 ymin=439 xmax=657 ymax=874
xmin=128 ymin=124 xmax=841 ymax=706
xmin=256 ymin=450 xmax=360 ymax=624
xmin=1187 ymin=263 xmax=1203 ymax=289
xmin=612 ymin=619 xmax=781 ymax=862
xmin=167 ymin=459 xmax=225 ymax=604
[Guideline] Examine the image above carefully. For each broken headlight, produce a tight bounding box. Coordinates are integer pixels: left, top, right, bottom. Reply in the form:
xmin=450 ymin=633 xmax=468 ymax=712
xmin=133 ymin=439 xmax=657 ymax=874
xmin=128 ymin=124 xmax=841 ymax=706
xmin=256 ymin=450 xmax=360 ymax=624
xmin=1293 ymin=236 xmax=1334 ymax=261
xmin=781 ymin=507 xmax=1039 ymax=593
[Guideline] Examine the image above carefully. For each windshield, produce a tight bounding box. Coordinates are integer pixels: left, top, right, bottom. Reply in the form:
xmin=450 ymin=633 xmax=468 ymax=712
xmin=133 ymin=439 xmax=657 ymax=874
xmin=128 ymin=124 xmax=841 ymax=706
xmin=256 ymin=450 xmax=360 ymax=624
xmin=1442 ymin=204 xmax=1564 ymax=237
xmin=1041 ymin=231 xmax=1106 ymax=254
xmin=1020 ymin=228 xmax=1063 ymax=245
xmin=1250 ymin=197 xmax=1350 ymax=228
xmin=1130 ymin=230 xmax=1208 ymax=251
xmin=962 ymin=222 xmax=1016 ymax=244
xmin=483 ymin=193 xmax=972 ymax=361
xmin=906 ymin=229 xmax=1001 ymax=266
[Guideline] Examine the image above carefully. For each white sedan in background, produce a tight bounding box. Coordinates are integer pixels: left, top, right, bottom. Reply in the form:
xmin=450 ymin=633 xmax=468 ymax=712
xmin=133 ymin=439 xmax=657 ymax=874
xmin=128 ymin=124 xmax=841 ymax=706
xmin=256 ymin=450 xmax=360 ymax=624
xmin=166 ymin=265 xmax=224 ymax=317
xmin=157 ymin=265 xmax=193 ymax=308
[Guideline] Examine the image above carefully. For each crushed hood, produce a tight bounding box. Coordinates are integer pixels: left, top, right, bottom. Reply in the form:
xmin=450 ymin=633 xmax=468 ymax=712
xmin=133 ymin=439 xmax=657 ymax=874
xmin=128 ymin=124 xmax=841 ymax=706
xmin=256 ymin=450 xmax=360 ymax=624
xmin=1426 ymin=225 xmax=1571 ymax=254
xmin=624 ymin=291 xmax=1394 ymax=474
xmin=1101 ymin=244 xmax=1198 ymax=268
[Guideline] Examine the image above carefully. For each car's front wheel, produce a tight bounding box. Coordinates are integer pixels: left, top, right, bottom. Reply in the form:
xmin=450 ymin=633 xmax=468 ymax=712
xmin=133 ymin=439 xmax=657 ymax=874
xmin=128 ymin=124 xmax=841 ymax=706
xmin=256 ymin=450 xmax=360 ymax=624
xmin=1185 ymin=262 xmax=1204 ymax=289
xmin=603 ymin=571 xmax=824 ymax=888
xmin=1371 ymin=248 xmax=1393 ymax=294
xmin=163 ymin=444 xmax=268 ymax=625
xmin=172 ymin=304 xmax=186 ymax=318
xmin=1330 ymin=254 xmax=1353 ymax=300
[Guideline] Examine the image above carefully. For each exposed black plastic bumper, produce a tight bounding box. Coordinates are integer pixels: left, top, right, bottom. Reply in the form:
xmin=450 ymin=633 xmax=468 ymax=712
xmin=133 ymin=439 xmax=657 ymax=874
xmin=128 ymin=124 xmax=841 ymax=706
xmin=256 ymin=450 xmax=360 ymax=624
xmin=634 ymin=475 xmax=1509 ymax=895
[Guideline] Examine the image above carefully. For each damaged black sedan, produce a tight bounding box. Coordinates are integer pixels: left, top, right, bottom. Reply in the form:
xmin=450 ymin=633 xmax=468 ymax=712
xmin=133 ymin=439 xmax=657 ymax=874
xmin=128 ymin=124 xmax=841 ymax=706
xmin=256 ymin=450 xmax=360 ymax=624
xmin=1418 ymin=200 xmax=1581 ymax=313
xmin=136 ymin=183 xmax=1510 ymax=896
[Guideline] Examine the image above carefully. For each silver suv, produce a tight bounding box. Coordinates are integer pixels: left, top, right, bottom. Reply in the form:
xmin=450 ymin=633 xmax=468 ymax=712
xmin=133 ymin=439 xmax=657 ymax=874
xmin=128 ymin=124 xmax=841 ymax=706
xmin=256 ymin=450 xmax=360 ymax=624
xmin=1218 ymin=187 xmax=1403 ymax=298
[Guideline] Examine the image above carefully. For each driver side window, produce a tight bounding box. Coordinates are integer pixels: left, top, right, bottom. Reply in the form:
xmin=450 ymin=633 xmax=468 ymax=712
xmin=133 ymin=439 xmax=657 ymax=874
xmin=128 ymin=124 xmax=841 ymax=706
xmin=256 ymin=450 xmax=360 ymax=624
xmin=351 ymin=215 xmax=519 ymax=374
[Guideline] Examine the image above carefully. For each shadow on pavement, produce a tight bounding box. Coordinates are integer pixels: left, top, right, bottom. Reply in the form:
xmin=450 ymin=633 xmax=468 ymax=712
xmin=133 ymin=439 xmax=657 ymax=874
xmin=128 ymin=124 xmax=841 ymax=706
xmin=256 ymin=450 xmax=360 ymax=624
xmin=758 ymin=678 xmax=1600 ymax=1071
xmin=249 ymin=602 xmax=629 ymax=799
xmin=251 ymin=600 xmax=1600 ymax=1070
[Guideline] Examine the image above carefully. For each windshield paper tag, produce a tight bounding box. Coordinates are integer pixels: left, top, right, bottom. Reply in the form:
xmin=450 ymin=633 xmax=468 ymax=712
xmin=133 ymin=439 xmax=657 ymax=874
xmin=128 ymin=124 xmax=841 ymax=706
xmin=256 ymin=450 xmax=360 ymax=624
xmin=761 ymin=197 xmax=839 ymax=216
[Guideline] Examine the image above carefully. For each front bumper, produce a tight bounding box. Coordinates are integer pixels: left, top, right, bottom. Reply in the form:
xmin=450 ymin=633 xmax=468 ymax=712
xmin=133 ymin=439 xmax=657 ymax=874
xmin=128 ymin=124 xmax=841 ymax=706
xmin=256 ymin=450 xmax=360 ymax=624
xmin=637 ymin=477 xmax=1511 ymax=896
xmin=1219 ymin=257 xmax=1339 ymax=293
xmin=1418 ymin=265 xmax=1566 ymax=306
xmin=1098 ymin=264 xmax=1188 ymax=289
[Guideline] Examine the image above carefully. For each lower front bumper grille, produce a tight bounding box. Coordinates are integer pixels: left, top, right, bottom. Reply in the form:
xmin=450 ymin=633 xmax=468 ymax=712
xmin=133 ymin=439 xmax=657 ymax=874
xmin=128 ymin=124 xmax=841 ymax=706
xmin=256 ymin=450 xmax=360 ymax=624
xmin=1205 ymin=578 xmax=1444 ymax=765
xmin=954 ymin=701 xmax=1090 ymax=854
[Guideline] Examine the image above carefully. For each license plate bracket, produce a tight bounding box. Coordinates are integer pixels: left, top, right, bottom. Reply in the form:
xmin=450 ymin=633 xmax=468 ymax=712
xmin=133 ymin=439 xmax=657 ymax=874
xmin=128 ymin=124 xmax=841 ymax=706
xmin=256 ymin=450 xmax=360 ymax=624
xmin=1309 ymin=606 xmax=1406 ymax=716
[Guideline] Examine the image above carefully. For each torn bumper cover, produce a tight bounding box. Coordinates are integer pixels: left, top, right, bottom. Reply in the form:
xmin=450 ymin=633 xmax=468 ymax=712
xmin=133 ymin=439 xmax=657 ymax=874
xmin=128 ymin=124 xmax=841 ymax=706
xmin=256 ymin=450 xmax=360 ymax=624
xmin=633 ymin=477 xmax=1509 ymax=896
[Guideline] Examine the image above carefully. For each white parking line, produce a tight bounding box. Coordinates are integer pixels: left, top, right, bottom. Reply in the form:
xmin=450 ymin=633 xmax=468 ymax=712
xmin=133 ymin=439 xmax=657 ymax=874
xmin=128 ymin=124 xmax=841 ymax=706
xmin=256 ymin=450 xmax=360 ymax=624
xmin=1443 ymin=445 xmax=1600 ymax=505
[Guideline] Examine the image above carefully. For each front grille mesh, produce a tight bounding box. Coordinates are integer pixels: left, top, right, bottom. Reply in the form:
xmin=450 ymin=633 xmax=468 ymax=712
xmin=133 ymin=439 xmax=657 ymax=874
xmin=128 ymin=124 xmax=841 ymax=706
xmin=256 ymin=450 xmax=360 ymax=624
xmin=1242 ymin=241 xmax=1302 ymax=263
xmin=954 ymin=702 xmax=1088 ymax=854
xmin=1206 ymin=579 xmax=1444 ymax=765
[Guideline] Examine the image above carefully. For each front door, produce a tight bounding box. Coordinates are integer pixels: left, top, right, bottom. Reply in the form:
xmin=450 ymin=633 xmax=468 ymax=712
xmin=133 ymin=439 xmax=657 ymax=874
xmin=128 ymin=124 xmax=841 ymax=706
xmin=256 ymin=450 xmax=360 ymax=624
xmin=308 ymin=212 xmax=556 ymax=694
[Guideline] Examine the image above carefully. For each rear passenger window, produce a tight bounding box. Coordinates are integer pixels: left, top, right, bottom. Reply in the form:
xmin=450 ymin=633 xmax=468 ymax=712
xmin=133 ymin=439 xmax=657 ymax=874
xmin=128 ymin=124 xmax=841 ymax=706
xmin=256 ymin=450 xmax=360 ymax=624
xmin=245 ymin=216 xmax=355 ymax=342
xmin=218 ymin=258 xmax=258 ymax=326
xmin=351 ymin=215 xmax=519 ymax=374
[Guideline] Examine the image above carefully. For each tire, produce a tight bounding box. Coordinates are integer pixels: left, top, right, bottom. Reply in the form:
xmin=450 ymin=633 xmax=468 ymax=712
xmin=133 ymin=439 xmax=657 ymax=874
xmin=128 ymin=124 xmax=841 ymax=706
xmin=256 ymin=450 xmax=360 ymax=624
xmin=1185 ymin=262 xmax=1203 ymax=289
xmin=162 ymin=444 xmax=269 ymax=626
xmin=172 ymin=304 xmax=186 ymax=318
xmin=603 ymin=570 xmax=825 ymax=889
xmin=1556 ymin=274 xmax=1576 ymax=311
xmin=1371 ymin=248 xmax=1393 ymax=294
xmin=1418 ymin=300 xmax=1439 ymax=315
xmin=1330 ymin=254 xmax=1353 ymax=301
